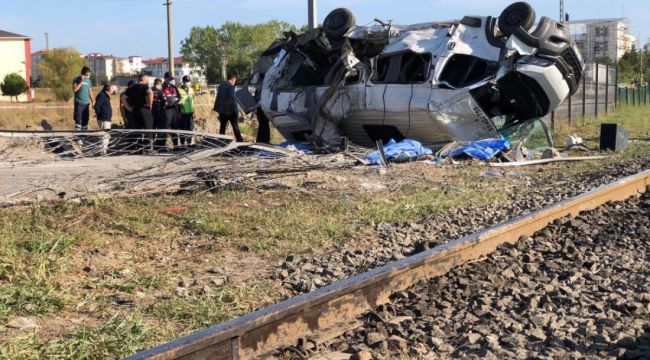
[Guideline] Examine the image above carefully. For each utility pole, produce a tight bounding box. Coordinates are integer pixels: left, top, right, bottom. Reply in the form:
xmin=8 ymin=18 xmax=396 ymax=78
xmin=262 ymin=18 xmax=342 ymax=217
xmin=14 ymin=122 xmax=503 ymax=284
xmin=308 ymin=0 xmax=317 ymax=30
xmin=559 ymin=0 xmax=565 ymax=24
xmin=44 ymin=32 xmax=49 ymax=50
xmin=165 ymin=0 xmax=175 ymax=77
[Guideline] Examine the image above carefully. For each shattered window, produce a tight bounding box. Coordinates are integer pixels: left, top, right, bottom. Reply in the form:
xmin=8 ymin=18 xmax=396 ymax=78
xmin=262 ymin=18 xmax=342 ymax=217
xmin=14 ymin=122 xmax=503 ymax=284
xmin=440 ymin=54 xmax=495 ymax=88
xmin=373 ymin=51 xmax=432 ymax=84
xmin=499 ymin=118 xmax=554 ymax=151
xmin=281 ymin=52 xmax=325 ymax=88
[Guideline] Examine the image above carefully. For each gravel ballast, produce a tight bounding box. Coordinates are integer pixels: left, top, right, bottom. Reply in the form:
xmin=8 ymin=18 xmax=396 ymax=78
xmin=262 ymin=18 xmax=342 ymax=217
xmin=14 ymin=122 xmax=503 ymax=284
xmin=274 ymin=157 xmax=649 ymax=300
xmin=285 ymin=189 xmax=650 ymax=360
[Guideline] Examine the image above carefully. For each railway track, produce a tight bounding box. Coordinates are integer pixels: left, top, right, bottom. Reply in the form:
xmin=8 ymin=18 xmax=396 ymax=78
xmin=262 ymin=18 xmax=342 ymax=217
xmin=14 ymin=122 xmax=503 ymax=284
xmin=127 ymin=170 xmax=649 ymax=360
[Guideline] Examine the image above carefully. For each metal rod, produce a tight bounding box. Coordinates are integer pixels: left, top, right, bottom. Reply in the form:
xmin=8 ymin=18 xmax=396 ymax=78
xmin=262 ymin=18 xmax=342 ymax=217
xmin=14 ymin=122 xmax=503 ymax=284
xmin=605 ymin=64 xmax=609 ymax=114
xmin=568 ymin=91 xmax=572 ymax=126
xmin=595 ymin=61 xmax=599 ymax=118
xmin=614 ymin=61 xmax=618 ymax=108
xmin=551 ymin=110 xmax=555 ymax=130
xmin=308 ymin=0 xmax=318 ymax=30
xmin=582 ymin=73 xmax=586 ymax=119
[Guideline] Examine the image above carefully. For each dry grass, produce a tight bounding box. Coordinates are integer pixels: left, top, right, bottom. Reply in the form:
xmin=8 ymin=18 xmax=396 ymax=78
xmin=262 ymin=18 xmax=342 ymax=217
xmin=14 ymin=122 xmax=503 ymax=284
xmin=0 ymin=87 xmax=282 ymax=142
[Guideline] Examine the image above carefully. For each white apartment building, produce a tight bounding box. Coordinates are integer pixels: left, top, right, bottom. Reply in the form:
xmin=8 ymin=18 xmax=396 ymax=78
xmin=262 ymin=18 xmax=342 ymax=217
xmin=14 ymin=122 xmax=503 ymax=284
xmin=85 ymin=53 xmax=148 ymax=81
xmin=86 ymin=53 xmax=115 ymax=81
xmin=143 ymin=56 xmax=205 ymax=83
xmin=567 ymin=18 xmax=636 ymax=62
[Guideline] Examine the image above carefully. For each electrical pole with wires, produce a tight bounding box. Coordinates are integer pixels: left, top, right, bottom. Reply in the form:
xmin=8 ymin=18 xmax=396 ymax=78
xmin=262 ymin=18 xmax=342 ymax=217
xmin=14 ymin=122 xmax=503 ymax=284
xmin=165 ymin=0 xmax=175 ymax=77
xmin=308 ymin=0 xmax=317 ymax=30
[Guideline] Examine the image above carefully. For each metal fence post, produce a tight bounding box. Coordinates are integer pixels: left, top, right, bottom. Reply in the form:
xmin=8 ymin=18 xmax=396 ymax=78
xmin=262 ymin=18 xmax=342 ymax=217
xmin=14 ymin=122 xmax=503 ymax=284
xmin=632 ymin=88 xmax=636 ymax=106
xmin=594 ymin=61 xmax=599 ymax=118
xmin=582 ymin=74 xmax=587 ymax=119
xmin=551 ymin=110 xmax=555 ymax=130
xmin=604 ymin=64 xmax=609 ymax=114
xmin=614 ymin=62 xmax=618 ymax=108
xmin=640 ymin=86 xmax=643 ymax=106
xmin=568 ymin=91 xmax=572 ymax=126
xmin=626 ymin=87 xmax=628 ymax=106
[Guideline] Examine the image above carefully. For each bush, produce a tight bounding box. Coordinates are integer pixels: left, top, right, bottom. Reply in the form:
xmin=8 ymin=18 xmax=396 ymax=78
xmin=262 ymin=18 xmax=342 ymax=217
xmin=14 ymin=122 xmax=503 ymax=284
xmin=0 ymin=73 xmax=28 ymax=102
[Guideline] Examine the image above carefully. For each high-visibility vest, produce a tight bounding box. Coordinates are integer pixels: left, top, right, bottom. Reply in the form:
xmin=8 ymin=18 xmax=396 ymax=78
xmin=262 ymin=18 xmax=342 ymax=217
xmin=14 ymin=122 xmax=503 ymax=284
xmin=178 ymin=87 xmax=195 ymax=114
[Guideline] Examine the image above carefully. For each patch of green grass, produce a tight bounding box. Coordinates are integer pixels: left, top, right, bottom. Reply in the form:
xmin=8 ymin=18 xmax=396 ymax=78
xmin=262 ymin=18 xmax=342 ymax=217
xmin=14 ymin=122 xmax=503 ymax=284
xmin=0 ymin=203 xmax=92 ymax=320
xmin=356 ymin=184 xmax=505 ymax=225
xmin=554 ymin=104 xmax=650 ymax=143
xmin=153 ymin=283 xmax=271 ymax=331
xmin=0 ymin=315 xmax=150 ymax=360
xmin=0 ymin=280 xmax=65 ymax=320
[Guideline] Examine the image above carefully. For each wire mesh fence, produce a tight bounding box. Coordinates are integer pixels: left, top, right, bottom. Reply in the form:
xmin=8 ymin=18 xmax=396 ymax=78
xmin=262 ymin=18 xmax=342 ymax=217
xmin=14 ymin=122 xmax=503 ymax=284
xmin=544 ymin=62 xmax=650 ymax=128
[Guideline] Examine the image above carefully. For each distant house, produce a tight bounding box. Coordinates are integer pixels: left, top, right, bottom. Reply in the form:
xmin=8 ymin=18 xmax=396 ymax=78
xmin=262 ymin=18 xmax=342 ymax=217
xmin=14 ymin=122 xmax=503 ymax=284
xmin=30 ymin=49 xmax=47 ymax=85
xmin=128 ymin=56 xmax=145 ymax=73
xmin=85 ymin=53 xmax=148 ymax=82
xmin=0 ymin=29 xmax=32 ymax=102
xmin=86 ymin=52 xmax=115 ymax=82
xmin=143 ymin=56 xmax=205 ymax=83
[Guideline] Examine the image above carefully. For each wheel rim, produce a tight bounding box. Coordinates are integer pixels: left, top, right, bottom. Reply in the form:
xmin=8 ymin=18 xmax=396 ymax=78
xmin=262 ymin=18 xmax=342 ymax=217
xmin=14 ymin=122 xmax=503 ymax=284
xmin=506 ymin=11 xmax=525 ymax=27
xmin=329 ymin=15 xmax=345 ymax=29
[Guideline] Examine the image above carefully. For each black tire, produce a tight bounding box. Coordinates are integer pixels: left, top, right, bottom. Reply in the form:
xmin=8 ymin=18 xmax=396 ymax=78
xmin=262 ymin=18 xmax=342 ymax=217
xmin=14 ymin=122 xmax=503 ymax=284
xmin=323 ymin=8 xmax=356 ymax=38
xmin=498 ymin=2 xmax=536 ymax=36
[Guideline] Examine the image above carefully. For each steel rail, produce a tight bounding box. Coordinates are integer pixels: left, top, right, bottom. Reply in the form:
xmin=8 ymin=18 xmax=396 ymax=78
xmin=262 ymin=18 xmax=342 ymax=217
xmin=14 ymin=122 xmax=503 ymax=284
xmin=127 ymin=170 xmax=650 ymax=360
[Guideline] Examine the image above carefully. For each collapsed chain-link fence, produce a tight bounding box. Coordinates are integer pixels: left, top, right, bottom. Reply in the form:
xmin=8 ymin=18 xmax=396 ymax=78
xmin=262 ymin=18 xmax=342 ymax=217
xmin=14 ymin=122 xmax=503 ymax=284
xmin=0 ymin=129 xmax=365 ymax=206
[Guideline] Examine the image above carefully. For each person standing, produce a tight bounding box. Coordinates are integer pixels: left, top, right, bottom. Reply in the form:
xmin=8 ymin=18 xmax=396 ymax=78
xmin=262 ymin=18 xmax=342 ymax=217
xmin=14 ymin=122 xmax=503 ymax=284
xmin=254 ymin=76 xmax=271 ymax=144
xmin=72 ymin=66 xmax=94 ymax=131
xmin=151 ymin=78 xmax=168 ymax=150
xmin=213 ymin=74 xmax=243 ymax=142
xmin=163 ymin=74 xmax=181 ymax=147
xmin=120 ymin=80 xmax=136 ymax=129
xmin=177 ymin=75 xmax=196 ymax=147
xmin=94 ymin=83 xmax=113 ymax=154
xmin=122 ymin=74 xmax=154 ymax=152
xmin=94 ymin=83 xmax=113 ymax=130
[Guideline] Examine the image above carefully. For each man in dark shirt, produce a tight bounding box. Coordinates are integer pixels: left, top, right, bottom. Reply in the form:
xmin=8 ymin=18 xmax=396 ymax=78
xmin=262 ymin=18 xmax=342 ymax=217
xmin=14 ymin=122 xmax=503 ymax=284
xmin=120 ymin=80 xmax=136 ymax=129
xmin=213 ymin=74 xmax=243 ymax=142
xmin=94 ymin=83 xmax=113 ymax=129
xmin=122 ymin=74 xmax=154 ymax=151
xmin=151 ymin=78 xmax=168 ymax=150
xmin=94 ymin=83 xmax=113 ymax=154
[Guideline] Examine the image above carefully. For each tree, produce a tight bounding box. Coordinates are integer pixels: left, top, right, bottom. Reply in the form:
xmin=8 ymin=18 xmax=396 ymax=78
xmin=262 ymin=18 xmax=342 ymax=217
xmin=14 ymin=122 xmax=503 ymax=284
xmin=181 ymin=25 xmax=223 ymax=84
xmin=181 ymin=21 xmax=295 ymax=84
xmin=0 ymin=73 xmax=28 ymax=102
xmin=37 ymin=48 xmax=88 ymax=101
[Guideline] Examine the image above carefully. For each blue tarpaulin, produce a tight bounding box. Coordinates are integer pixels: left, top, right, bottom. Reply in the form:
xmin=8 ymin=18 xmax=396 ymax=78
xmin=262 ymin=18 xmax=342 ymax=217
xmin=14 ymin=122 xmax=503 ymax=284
xmin=365 ymin=139 xmax=433 ymax=165
xmin=443 ymin=138 xmax=510 ymax=161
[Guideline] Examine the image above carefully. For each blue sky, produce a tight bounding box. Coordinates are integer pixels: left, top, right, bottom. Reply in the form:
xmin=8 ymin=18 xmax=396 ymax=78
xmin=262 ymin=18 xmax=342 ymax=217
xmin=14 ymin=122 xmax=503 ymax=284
xmin=3 ymin=0 xmax=649 ymax=58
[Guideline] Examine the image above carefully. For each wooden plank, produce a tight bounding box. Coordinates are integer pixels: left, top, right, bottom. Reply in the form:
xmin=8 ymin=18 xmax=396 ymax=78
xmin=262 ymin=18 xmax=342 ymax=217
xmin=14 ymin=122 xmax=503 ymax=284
xmin=490 ymin=156 xmax=606 ymax=167
xmin=127 ymin=170 xmax=649 ymax=360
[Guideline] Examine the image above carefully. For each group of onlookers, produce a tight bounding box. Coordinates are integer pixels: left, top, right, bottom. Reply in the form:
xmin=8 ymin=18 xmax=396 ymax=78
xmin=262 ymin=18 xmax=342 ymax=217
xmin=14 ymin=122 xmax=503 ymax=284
xmin=71 ymin=66 xmax=268 ymax=151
